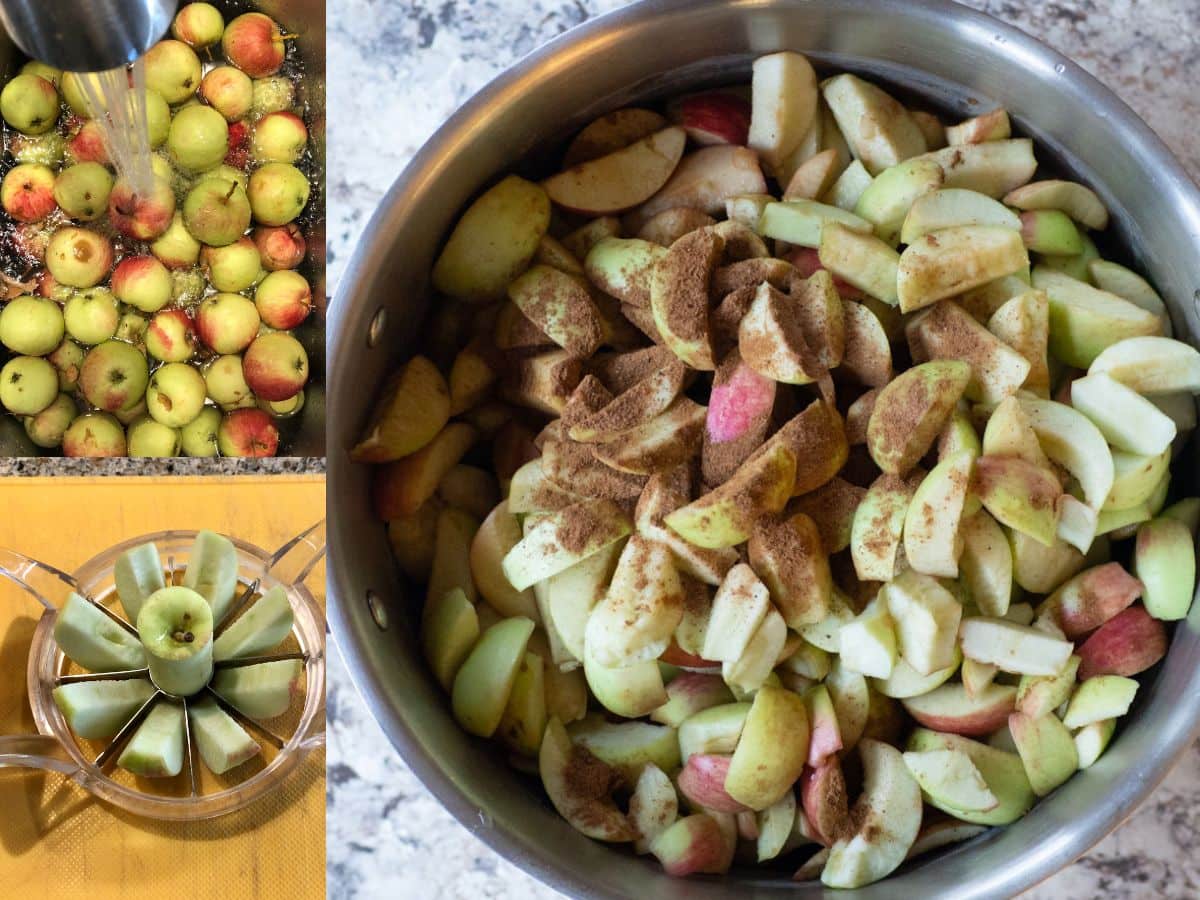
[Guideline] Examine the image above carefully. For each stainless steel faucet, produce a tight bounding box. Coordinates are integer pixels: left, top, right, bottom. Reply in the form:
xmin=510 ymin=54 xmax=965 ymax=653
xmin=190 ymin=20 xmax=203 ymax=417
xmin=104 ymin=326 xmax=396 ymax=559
xmin=0 ymin=0 xmax=178 ymax=72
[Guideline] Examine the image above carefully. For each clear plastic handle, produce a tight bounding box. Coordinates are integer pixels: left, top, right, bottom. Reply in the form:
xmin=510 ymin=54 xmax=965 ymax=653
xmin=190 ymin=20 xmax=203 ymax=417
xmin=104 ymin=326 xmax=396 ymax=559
xmin=0 ymin=734 xmax=79 ymax=775
xmin=0 ymin=547 xmax=79 ymax=612
xmin=264 ymin=519 xmax=326 ymax=588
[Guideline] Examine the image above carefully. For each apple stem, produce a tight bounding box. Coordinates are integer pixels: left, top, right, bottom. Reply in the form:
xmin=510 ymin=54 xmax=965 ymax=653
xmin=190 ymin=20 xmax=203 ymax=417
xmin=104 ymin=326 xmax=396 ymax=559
xmin=225 ymin=180 xmax=238 ymax=201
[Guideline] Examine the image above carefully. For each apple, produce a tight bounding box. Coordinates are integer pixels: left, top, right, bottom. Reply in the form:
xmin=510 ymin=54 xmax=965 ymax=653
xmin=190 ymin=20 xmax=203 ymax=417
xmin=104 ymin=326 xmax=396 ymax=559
xmin=1004 ymin=179 xmax=1108 ymax=230
xmin=23 ymin=392 xmax=76 ymax=448
xmin=542 ymin=126 xmax=685 ymax=215
xmin=960 ymin=616 xmax=1073 ymax=677
xmin=650 ymin=814 xmax=730 ymax=876
xmin=677 ymin=753 xmax=748 ymax=813
xmin=723 ymin=607 xmax=788 ymax=693
xmin=145 ymin=308 xmax=198 ymax=364
xmin=901 ymin=187 xmax=1021 ymax=244
xmin=897 ymin=225 xmax=1029 ymax=313
xmin=150 ymin=212 xmax=202 ymax=268
xmin=251 ymin=111 xmax=307 ymax=164
xmin=201 ymin=237 xmax=265 ymax=293
xmin=837 ymin=596 xmax=897 ymax=680
xmin=199 ymin=65 xmax=253 ymax=123
xmin=247 ymin=162 xmax=310 ymax=226
xmin=700 ymin=351 xmax=775 ymax=485
xmin=45 ymin=227 xmax=113 ymax=288
xmin=195 ymin=292 xmax=261 ymax=354
xmin=816 ymin=221 xmax=900 ymax=306
xmin=1088 ymin=261 xmax=1172 ymax=335
xmin=885 ymin=569 xmax=962 ymax=675
xmin=64 ymin=119 xmax=110 ymax=165
xmin=53 ymin=162 xmax=117 ymax=224
xmin=62 ymin=287 xmax=119 ymax=345
xmin=108 ymin=255 xmax=172 ymax=313
xmin=724 ymin=686 xmax=809 ymax=811
xmin=821 ymin=740 xmax=922 ymax=888
xmin=1088 ymin=335 xmax=1200 ymax=394
xmin=168 ymin=104 xmax=229 ymax=172
xmin=1032 ymin=267 xmax=1162 ymax=367
xmin=62 ymin=411 xmax=126 ymax=456
xmin=172 ymin=2 xmax=224 ymax=48
xmin=956 ymin=509 xmax=1014 ymax=617
xmin=902 ymin=682 xmax=1017 ymax=736
xmin=563 ymin=107 xmax=668 ymax=168
xmin=912 ymin=139 xmax=1038 ymax=198
xmin=108 ymin=175 xmax=176 ymax=241
xmin=746 ymin=52 xmax=817 ymax=170
xmin=1037 ymin=562 xmax=1143 ymax=637
xmin=175 ymin=405 xmax=218 ymax=457
xmin=373 ymin=421 xmax=478 ymax=520
xmin=748 ymin=512 xmax=831 ymax=628
xmin=738 ymin=281 xmax=825 ymax=384
xmin=1136 ymin=517 xmax=1196 ymax=620
xmin=183 ymin=177 xmax=252 ymax=246
xmin=628 ymin=145 xmax=767 ymax=229
xmin=44 ymin=340 xmax=82 ymax=393
xmin=251 ymin=223 xmax=306 ymax=271
xmin=584 ymin=535 xmax=683 ymax=667
xmin=569 ymin=363 xmax=686 ymax=444
xmin=127 ymin=415 xmax=181 ymax=457
xmin=590 ymin=398 xmax=706 ymax=475
xmin=903 ymin=449 xmax=974 ymax=577
xmin=507 ymin=264 xmax=604 ymax=358
xmin=1020 ymin=396 xmax=1114 ymax=513
xmin=144 ymin=39 xmax=202 ymax=103
xmin=867 ymin=360 xmax=970 ymax=475
xmin=1075 ymin=718 xmax=1117 ymax=769
xmin=10 ymin=131 xmax=65 ymax=168
xmin=1007 ymin=712 xmax=1078 ymax=797
xmin=201 ymin=354 xmax=254 ymax=410
xmin=1062 ymin=675 xmax=1139 ymax=729
xmin=79 ymin=340 xmax=149 ymax=413
xmin=0 ymin=295 xmax=64 ymax=356
xmin=853 ymin=156 xmax=944 ymax=244
xmin=635 ymin=207 xmax=715 ymax=246
xmin=2 ymin=163 xmax=57 ymax=222
xmin=0 ymin=73 xmax=58 ymax=134
xmin=650 ymin=673 xmax=734 ymax=728
xmin=973 ymin=455 xmax=1062 ymax=547
xmin=1016 ymin=654 xmax=1080 ymax=720
xmin=217 ymin=406 xmax=279 ymax=457
xmin=903 ymin=748 xmax=998 ymax=812
xmin=909 ymin=301 xmax=1032 ymax=404
xmin=0 ymin=356 xmax=57 ymax=415
xmin=223 ymin=13 xmax=288 ymax=78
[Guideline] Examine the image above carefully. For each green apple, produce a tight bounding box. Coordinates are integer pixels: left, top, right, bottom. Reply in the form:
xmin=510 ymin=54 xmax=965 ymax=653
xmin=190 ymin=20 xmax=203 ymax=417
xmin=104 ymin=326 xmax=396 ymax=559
xmin=1075 ymin=718 xmax=1117 ymax=769
xmin=582 ymin=639 xmax=666 ymax=719
xmin=11 ymin=131 xmax=65 ymax=167
xmin=850 ymin=473 xmax=915 ymax=581
xmin=1019 ymin=396 xmax=1113 ymax=512
xmin=196 ymin=291 xmax=261 ymax=354
xmin=250 ymin=111 xmax=307 ymax=163
xmin=45 ymin=227 xmax=113 ymax=288
xmin=450 ymin=616 xmax=535 ymax=737
xmin=1004 ymin=179 xmax=1108 ymax=230
xmin=1104 ymin=448 xmax=1169 ymax=512
xmin=61 ymin=411 xmax=126 ymax=457
xmin=912 ymin=139 xmax=1037 ymax=198
xmin=838 ymin=597 xmax=897 ymax=679
xmin=900 ymin=187 xmax=1021 ymax=244
xmin=137 ymin=585 xmax=214 ymax=695
xmin=817 ymin=222 xmax=900 ymax=304
xmin=0 ymin=73 xmax=58 ymax=134
xmin=854 ymin=156 xmax=944 ymax=243
xmin=151 ymin=212 xmax=203 ymax=268
xmin=62 ymin=289 xmax=118 ymax=346
xmin=168 ymin=104 xmax=229 ymax=172
xmin=172 ymin=2 xmax=225 ymax=48
xmin=211 ymin=658 xmax=303 ymax=719
xmin=1032 ymin=267 xmax=1161 ymax=367
xmin=247 ymin=162 xmax=309 ymax=226
xmin=183 ymin=177 xmax=253 ymax=246
xmin=1071 ymin=372 xmax=1176 ymax=456
xmin=973 ymin=455 xmax=1061 ymax=546
xmin=251 ymin=76 xmax=295 ymax=117
xmin=820 ymin=74 xmax=925 ymax=175
xmin=202 ymin=236 xmax=265 ymax=292
xmin=539 ymin=717 xmax=636 ymax=842
xmin=53 ymin=591 xmax=146 ymax=671
xmin=568 ymin=715 xmax=680 ymax=785
xmin=757 ymin=198 xmax=872 ymax=248
xmin=496 ymin=651 xmax=547 ymax=757
xmin=988 ymin=289 xmax=1051 ymax=395
xmin=1062 ymin=675 xmax=1138 ymax=729
xmin=959 ymin=509 xmax=1013 ymax=616
xmin=585 ymin=535 xmax=682 ymax=667
xmin=906 ymin=728 xmax=1035 ymax=825
xmin=582 ymin=237 xmax=665 ymax=306
xmin=1019 ymin=209 xmax=1083 ymax=255
xmin=1007 ymin=712 xmax=1078 ymax=796
xmin=649 ymin=227 xmax=720 ymax=369
xmin=52 ymin=678 xmax=155 ymax=740
xmin=0 ymin=294 xmax=64 ymax=355
xmin=188 ymin=696 xmax=262 ymax=776
xmin=678 ymin=702 xmax=750 ymax=762
xmin=1016 ymin=655 xmax=1080 ymax=719
xmin=501 ymin=498 xmax=630 ymax=590
xmin=1135 ymin=517 xmax=1195 ymax=620
xmin=725 ymin=687 xmax=809 ymax=810
xmin=867 ymin=359 xmax=970 ymax=475
xmin=908 ymin=300 xmax=1031 ymax=404
xmin=1087 ymin=260 xmax=1171 ymax=333
xmin=203 ymin=354 xmax=254 ymax=409
xmin=53 ymin=163 xmax=112 ymax=221
xmin=127 ymin=415 xmax=181 ymax=457
xmin=0 ymin=356 xmax=57 ymax=415
xmin=508 ymin=264 xmax=604 ymax=358
xmin=419 ymin=586 xmax=479 ymax=691
xmin=19 ymin=61 xmax=61 ymax=87
xmin=871 ymin=649 xmax=960 ymax=699
xmin=146 ymin=362 xmax=207 ymax=428
xmin=179 ymin=405 xmax=221 ymax=456
xmin=143 ymin=39 xmax=202 ymax=104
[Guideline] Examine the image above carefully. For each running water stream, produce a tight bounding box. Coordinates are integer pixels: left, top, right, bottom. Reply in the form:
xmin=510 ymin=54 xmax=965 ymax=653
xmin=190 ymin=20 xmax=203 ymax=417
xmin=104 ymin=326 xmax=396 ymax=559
xmin=72 ymin=60 xmax=156 ymax=199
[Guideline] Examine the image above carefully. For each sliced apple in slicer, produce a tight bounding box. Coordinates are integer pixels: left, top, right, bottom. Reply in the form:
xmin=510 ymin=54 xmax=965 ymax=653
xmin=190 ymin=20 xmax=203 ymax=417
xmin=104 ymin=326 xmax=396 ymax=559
xmin=189 ymin=695 xmax=262 ymax=775
xmin=52 ymin=678 xmax=156 ymax=740
xmin=114 ymin=541 xmax=166 ymax=622
xmin=211 ymin=657 xmax=305 ymax=721
xmin=214 ymin=585 xmax=294 ymax=661
xmin=54 ymin=592 xmax=147 ymax=673
xmin=118 ymin=700 xmax=186 ymax=778
xmin=183 ymin=529 xmax=240 ymax=623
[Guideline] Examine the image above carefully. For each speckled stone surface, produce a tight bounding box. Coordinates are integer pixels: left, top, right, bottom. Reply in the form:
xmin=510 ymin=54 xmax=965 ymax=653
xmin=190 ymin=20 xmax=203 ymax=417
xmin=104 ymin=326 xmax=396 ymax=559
xmin=326 ymin=2 xmax=1200 ymax=898
xmin=0 ymin=457 xmax=325 ymax=475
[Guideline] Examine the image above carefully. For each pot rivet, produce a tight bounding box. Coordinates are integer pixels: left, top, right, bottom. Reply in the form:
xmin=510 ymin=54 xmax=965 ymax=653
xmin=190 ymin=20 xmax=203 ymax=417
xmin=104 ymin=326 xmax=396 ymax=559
xmin=366 ymin=590 xmax=388 ymax=629
xmin=367 ymin=307 xmax=387 ymax=348
xmin=1054 ymin=63 xmax=1066 ymax=74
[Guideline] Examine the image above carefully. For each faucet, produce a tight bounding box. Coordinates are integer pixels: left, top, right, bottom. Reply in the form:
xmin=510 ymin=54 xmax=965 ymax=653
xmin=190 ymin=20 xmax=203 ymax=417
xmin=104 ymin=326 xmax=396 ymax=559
xmin=0 ymin=0 xmax=178 ymax=72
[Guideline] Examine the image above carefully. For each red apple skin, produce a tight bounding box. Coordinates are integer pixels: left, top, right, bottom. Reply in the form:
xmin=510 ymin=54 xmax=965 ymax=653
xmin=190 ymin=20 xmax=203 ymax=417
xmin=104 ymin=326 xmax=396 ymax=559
xmin=903 ymin=685 xmax=1017 ymax=736
xmin=677 ymin=754 xmax=748 ymax=813
xmin=67 ymin=121 xmax=109 ymax=165
xmin=62 ymin=413 xmax=126 ymax=457
xmin=2 ymin=165 xmax=56 ymax=222
xmin=652 ymin=815 xmax=731 ymax=877
xmin=1077 ymin=605 xmax=1168 ymax=680
xmin=670 ymin=92 xmax=751 ymax=146
xmin=196 ymin=293 xmax=260 ymax=354
xmin=145 ymin=308 xmax=197 ymax=362
xmin=252 ymin=223 xmax=305 ymax=270
xmin=37 ymin=271 xmax=57 ymax=298
xmin=226 ymin=119 xmax=250 ymax=168
xmin=111 ymin=255 xmax=165 ymax=298
xmin=255 ymin=274 xmax=312 ymax=330
xmin=108 ymin=179 xmax=175 ymax=241
xmin=222 ymin=13 xmax=286 ymax=77
xmin=217 ymin=407 xmax=279 ymax=457
xmin=1042 ymin=562 xmax=1144 ymax=639
xmin=807 ymin=709 xmax=843 ymax=769
xmin=241 ymin=331 xmax=308 ymax=401
xmin=702 ymin=352 xmax=775 ymax=485
xmin=800 ymin=761 xmax=851 ymax=847
xmin=659 ymin=642 xmax=721 ymax=671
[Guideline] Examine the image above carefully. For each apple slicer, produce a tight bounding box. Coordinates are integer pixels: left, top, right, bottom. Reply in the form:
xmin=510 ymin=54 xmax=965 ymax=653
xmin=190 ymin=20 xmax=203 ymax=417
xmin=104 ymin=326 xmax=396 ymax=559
xmin=0 ymin=521 xmax=326 ymax=820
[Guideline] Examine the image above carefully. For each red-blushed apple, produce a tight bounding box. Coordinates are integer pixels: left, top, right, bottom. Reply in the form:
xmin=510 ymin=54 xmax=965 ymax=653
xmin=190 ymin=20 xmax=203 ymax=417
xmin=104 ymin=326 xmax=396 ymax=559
xmin=204 ymin=354 xmax=255 ymax=409
xmin=172 ymin=2 xmax=224 ymax=49
xmin=47 ymin=338 xmax=84 ymax=391
xmin=150 ymin=213 xmax=202 ymax=269
xmin=146 ymin=361 xmax=207 ymax=427
xmin=1077 ymin=605 xmax=1168 ymax=679
xmin=241 ymin=331 xmax=308 ymax=401
xmin=200 ymin=65 xmax=254 ymax=122
xmin=669 ymin=91 xmax=752 ymax=146
xmin=1038 ymin=562 xmax=1143 ymax=638
xmin=61 ymin=411 xmax=126 ymax=457
xmin=677 ymin=753 xmax=749 ymax=813
xmin=222 ymin=13 xmax=288 ymax=78
xmin=108 ymin=175 xmax=176 ymax=241
xmin=650 ymin=814 xmax=732 ymax=877
xmin=145 ymin=308 xmax=198 ymax=363
xmin=901 ymin=682 xmax=1017 ymax=736
xmin=2 ymin=163 xmax=56 ymax=222
xmin=702 ymin=350 xmax=776 ymax=485
xmin=247 ymin=162 xmax=310 ymax=226
xmin=79 ymin=340 xmax=149 ymax=413
xmin=37 ymin=271 xmax=58 ymax=298
xmin=649 ymin=672 xmax=731 ymax=726
xmin=66 ymin=120 xmax=108 ymax=165
xmin=225 ymin=119 xmax=251 ymax=168
xmin=657 ymin=643 xmax=720 ymax=672
xmin=45 ymin=227 xmax=113 ymax=288
xmin=202 ymin=236 xmax=265 ymax=292
xmin=250 ymin=111 xmax=307 ymax=164
xmin=0 ymin=72 xmax=59 ymax=134
xmin=217 ymin=406 xmax=279 ymax=457
xmin=111 ymin=255 xmax=173 ymax=312
xmin=23 ymin=392 xmax=76 ymax=448
xmin=782 ymin=246 xmax=865 ymax=299
xmin=196 ymin=292 xmax=261 ymax=354
xmin=628 ymin=144 xmax=768 ymax=230
xmin=143 ymin=39 xmax=203 ymax=104
xmin=183 ymin=177 xmax=253 ymax=246
xmin=254 ymin=269 xmax=311 ymax=329
xmin=252 ymin=223 xmax=305 ymax=270
xmin=801 ymin=759 xmax=851 ymax=846
xmin=806 ymin=685 xmax=843 ymax=767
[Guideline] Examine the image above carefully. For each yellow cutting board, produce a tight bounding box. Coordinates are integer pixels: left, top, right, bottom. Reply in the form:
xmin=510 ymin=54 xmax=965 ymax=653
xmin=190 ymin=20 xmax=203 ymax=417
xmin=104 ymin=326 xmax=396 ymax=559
xmin=0 ymin=476 xmax=325 ymax=900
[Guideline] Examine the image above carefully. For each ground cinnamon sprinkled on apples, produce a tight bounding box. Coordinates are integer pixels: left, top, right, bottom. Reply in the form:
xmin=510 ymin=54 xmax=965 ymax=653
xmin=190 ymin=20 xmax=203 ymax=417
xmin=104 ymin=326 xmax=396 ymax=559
xmin=561 ymin=375 xmax=614 ymax=430
xmin=710 ymin=285 xmax=758 ymax=356
xmin=788 ymin=478 xmax=866 ymax=554
xmin=591 ymin=345 xmax=676 ymax=394
xmin=553 ymin=500 xmax=619 ymax=555
xmin=563 ymin=744 xmax=623 ymax=827
xmin=543 ymin=438 xmax=647 ymax=501
xmin=659 ymin=228 xmax=721 ymax=344
xmin=711 ymin=258 xmax=792 ymax=298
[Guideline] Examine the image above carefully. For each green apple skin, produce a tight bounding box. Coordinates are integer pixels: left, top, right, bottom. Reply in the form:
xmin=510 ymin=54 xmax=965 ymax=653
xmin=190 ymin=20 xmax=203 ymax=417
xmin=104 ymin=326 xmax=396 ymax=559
xmin=450 ymin=616 xmax=535 ymax=738
xmin=61 ymin=411 xmax=126 ymax=457
xmin=1008 ymin=711 xmax=1078 ymax=796
xmin=127 ymin=415 xmax=182 ymax=457
xmin=202 ymin=236 xmax=265 ymax=292
xmin=20 ymin=61 xmax=61 ymax=87
xmin=47 ymin=339 xmax=84 ymax=390
xmin=0 ymin=73 xmax=58 ymax=134
xmin=45 ymin=227 xmax=114 ymax=288
xmin=183 ymin=178 xmax=253 ymax=247
xmin=168 ymin=104 xmax=229 ymax=172
xmin=179 ymin=405 xmax=221 ymax=456
xmin=53 ymin=163 xmax=113 ymax=221
xmin=118 ymin=701 xmax=186 ymax=777
xmin=868 ymin=360 xmax=971 ymax=475
xmin=0 ymin=356 xmax=57 ymax=415
xmin=79 ymin=340 xmax=149 ymax=413
xmin=251 ymin=111 xmax=307 ymax=164
xmin=204 ymin=354 xmax=255 ymax=409
xmin=53 ymin=678 xmax=156 ymax=740
xmin=172 ymin=2 xmax=225 ymax=49
xmin=200 ymin=66 xmax=254 ymax=121
xmin=11 ymin=131 xmax=65 ymax=167
xmin=0 ymin=294 xmax=64 ymax=356
xmin=1135 ymin=517 xmax=1196 ymax=621
xmin=151 ymin=213 xmax=203 ymax=268
xmin=251 ymin=77 xmax=295 ymax=117
xmin=143 ymin=39 xmax=203 ymax=104
xmin=146 ymin=362 xmax=207 ymax=428
xmin=906 ymin=728 xmax=1035 ymax=825
xmin=23 ymin=392 xmax=77 ymax=448
xmin=247 ymin=162 xmax=310 ymax=226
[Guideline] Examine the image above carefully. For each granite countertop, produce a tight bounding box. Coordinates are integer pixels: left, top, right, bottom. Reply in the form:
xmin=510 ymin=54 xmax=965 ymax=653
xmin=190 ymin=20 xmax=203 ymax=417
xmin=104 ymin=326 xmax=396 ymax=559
xmin=326 ymin=2 xmax=1200 ymax=897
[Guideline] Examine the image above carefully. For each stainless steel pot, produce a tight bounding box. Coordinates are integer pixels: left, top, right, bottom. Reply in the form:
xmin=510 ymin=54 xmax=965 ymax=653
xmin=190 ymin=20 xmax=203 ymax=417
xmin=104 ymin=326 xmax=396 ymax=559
xmin=328 ymin=1 xmax=1200 ymax=896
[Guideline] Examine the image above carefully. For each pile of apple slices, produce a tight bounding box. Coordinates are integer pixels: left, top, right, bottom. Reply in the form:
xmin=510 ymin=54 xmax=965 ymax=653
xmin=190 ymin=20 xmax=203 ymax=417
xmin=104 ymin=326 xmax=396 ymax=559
xmin=353 ymin=50 xmax=1200 ymax=888
xmin=50 ymin=529 xmax=303 ymax=780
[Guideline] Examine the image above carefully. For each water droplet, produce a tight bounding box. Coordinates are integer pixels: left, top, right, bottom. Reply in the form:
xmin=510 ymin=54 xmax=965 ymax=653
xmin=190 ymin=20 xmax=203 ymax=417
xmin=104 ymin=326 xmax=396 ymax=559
xmin=1054 ymin=63 xmax=1066 ymax=74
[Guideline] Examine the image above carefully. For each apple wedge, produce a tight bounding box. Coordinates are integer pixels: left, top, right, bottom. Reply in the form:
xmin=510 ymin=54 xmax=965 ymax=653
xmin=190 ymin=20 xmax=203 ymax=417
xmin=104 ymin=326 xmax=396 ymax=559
xmin=426 ymin=506 xmax=479 ymax=609
xmin=854 ymin=157 xmax=944 ymax=244
xmin=885 ymin=569 xmax=963 ymax=675
xmin=906 ymin=729 xmax=1035 ymax=825
xmin=564 ymin=108 xmax=667 ymax=167
xmin=496 ymin=651 xmax=548 ymax=756
xmin=801 ymin=758 xmax=853 ymax=846
xmin=630 ymin=762 xmax=679 ymax=854
xmin=973 ymin=455 xmax=1062 ymax=547
xmin=867 ymin=359 xmax=970 ymax=475
xmin=1136 ymin=517 xmax=1196 ymax=621
xmin=422 ymin=587 xmax=480 ymax=691
xmin=821 ymin=740 xmax=922 ymax=889
xmin=650 ymin=672 xmax=734 ymax=728
xmin=872 ymin=650 xmax=960 ymax=699
xmin=748 ymin=512 xmax=832 ymax=627
xmin=1019 ymin=396 xmax=1114 ymax=513
xmin=650 ymin=814 xmax=731 ymax=876
xmin=724 ymin=606 xmax=788 ymax=693
xmin=540 ymin=437 xmax=647 ymax=502
xmin=897 ymin=225 xmax=1029 ymax=313
xmin=1075 ymin=718 xmax=1118 ymax=769
xmin=757 ymin=790 xmax=798 ymax=862
xmin=902 ymin=682 xmax=1017 ymax=736
xmin=960 ymin=617 xmax=1074 ymax=676
xmin=670 ymin=90 xmax=752 ymax=146
xmin=757 ymin=198 xmax=872 ymax=249
xmin=761 ymin=398 xmax=849 ymax=496
xmin=900 ymin=187 xmax=1021 ymax=244
xmin=591 ymin=398 xmax=707 ymax=475
xmin=1004 ymin=179 xmax=1108 ymax=230
xmin=903 ymin=449 xmax=974 ymax=578
xmin=1062 ymin=675 xmax=1139 ymax=729
xmin=1104 ymin=447 xmax=1170 ymax=512
xmin=507 ymin=264 xmax=605 ymax=358
xmin=838 ymin=597 xmax=898 ymax=680
xmin=912 ymin=139 xmax=1038 ymax=198
xmin=1016 ymin=654 xmax=1080 ymax=719
xmin=725 ymin=686 xmax=810 ymax=810
xmin=637 ymin=206 xmax=717 ymax=246
xmin=568 ymin=715 xmax=681 ymax=785
xmin=817 ymin=222 xmax=900 ymax=305
xmin=451 ymin=616 xmax=536 ymax=737
xmin=783 ymin=148 xmax=842 ymax=201
xmin=1008 ymin=711 xmax=1078 ymax=797
xmin=1019 ymin=209 xmax=1084 ymax=256
xmin=373 ymin=422 xmax=478 ymax=520
xmin=986 ymin=290 xmax=1051 ymax=396
xmin=825 ymin=158 xmax=873 ymax=211
xmin=501 ymin=498 xmax=631 ymax=591
xmin=469 ymin=501 xmax=541 ymax=619
xmin=432 ymin=175 xmax=551 ymax=302
xmin=352 ymin=355 xmax=452 ymax=464
xmin=678 ymin=702 xmax=751 ymax=762
xmin=649 ymin=227 xmax=721 ymax=370
xmin=739 ymin=281 xmax=825 ymax=384
xmin=1088 ymin=261 xmax=1173 ymax=336
xmin=628 ymin=145 xmax=768 ymax=232
xmin=539 ymin=717 xmax=636 ymax=842
xmin=584 ymin=535 xmax=683 ymax=668
xmin=1038 ymin=562 xmax=1143 ymax=637
xmin=840 ymin=300 xmax=894 ymax=387
xmin=1032 ymin=267 xmax=1162 ymax=367
xmin=582 ymin=639 xmax=667 ymax=718
xmin=635 ymin=469 xmax=738 ymax=586
xmin=699 ymin=562 xmax=770 ymax=663
xmin=701 ymin=350 xmax=776 ymax=485
xmin=820 ymin=74 xmax=926 ymax=176
xmin=908 ymin=300 xmax=1031 ymax=404
xmin=583 ymin=237 xmax=666 ymax=308
xmin=542 ymin=126 xmax=686 ymax=214
xmin=946 ymin=108 xmax=1011 ymax=145
xmin=1088 ymin=335 xmax=1200 ymax=394
xmin=501 ymin=350 xmax=582 ymax=415
xmin=747 ymin=51 xmax=818 ymax=170
xmin=959 ymin=509 xmax=1013 ymax=616
xmin=903 ymin=748 xmax=998 ymax=812
xmin=665 ymin=441 xmax=796 ymax=548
